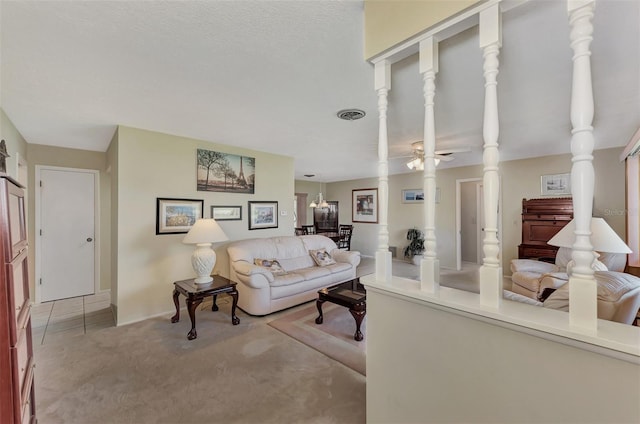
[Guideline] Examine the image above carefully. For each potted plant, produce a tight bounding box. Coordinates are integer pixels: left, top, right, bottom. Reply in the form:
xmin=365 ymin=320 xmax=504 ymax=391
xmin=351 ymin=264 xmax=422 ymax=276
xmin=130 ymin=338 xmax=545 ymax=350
xmin=404 ymin=227 xmax=425 ymax=265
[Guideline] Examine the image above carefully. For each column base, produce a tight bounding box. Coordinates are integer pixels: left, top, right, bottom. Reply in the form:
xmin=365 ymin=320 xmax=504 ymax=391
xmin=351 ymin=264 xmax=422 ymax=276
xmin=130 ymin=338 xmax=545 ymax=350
xmin=569 ymin=275 xmax=598 ymax=333
xmin=420 ymin=257 xmax=439 ymax=293
xmin=479 ymin=265 xmax=503 ymax=308
xmin=375 ymin=250 xmax=392 ymax=283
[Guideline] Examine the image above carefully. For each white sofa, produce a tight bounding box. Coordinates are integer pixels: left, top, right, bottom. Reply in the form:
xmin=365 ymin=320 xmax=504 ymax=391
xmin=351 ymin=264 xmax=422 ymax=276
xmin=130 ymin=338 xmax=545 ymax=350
xmin=227 ymin=235 xmax=361 ymax=315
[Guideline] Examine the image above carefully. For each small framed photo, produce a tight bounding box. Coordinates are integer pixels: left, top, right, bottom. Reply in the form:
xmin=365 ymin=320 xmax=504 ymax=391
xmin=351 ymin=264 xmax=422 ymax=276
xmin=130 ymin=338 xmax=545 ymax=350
xmin=211 ymin=205 xmax=242 ymax=221
xmin=352 ymin=188 xmax=378 ymax=223
xmin=402 ymin=189 xmax=424 ymax=203
xmin=541 ymin=173 xmax=571 ymax=196
xmin=248 ymin=201 xmax=278 ymax=230
xmin=156 ymin=198 xmax=204 ymax=235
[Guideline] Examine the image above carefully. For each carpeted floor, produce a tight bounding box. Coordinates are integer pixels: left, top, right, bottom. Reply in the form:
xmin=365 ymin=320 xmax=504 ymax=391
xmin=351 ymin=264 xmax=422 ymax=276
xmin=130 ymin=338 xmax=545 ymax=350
xmin=33 ymin=257 xmax=503 ymax=424
xmin=269 ymin=302 xmax=366 ymax=376
xmin=34 ymin=297 xmax=366 ymax=424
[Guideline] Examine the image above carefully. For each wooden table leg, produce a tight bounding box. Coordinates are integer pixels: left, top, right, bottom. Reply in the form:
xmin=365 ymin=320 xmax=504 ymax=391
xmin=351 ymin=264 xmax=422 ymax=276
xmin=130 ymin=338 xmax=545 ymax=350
xmin=212 ymin=294 xmax=219 ymax=312
xmin=229 ymin=290 xmax=240 ymax=325
xmin=349 ymin=307 xmax=366 ymax=341
xmin=170 ymin=289 xmax=180 ymax=323
xmin=186 ymin=297 xmax=203 ymax=340
xmin=315 ymin=299 xmax=325 ymax=324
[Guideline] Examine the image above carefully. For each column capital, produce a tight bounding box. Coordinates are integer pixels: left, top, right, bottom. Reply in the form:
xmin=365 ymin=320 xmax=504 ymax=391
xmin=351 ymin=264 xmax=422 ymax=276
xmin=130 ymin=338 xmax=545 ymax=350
xmin=374 ymin=60 xmax=390 ymax=91
xmin=419 ymin=37 xmax=439 ymax=74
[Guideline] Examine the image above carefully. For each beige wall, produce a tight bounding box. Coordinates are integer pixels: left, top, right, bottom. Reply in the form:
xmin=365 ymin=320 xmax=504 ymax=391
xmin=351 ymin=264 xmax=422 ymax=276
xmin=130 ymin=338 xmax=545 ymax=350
xmin=327 ymin=147 xmax=626 ymax=272
xmin=364 ymin=0 xmax=480 ymax=59
xmin=112 ymin=126 xmax=295 ymax=325
xmin=26 ymin=144 xmax=112 ymax=297
xmin=106 ymin=129 xmax=119 ymax=312
xmin=294 ymin=180 xmax=327 ymax=226
xmin=1 ymin=109 xmax=28 ymax=180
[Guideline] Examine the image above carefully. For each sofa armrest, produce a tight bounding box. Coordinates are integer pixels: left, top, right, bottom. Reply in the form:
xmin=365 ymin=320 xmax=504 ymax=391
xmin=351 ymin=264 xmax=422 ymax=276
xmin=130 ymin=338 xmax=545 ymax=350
xmin=510 ymin=259 xmax=559 ymax=274
xmin=231 ymin=260 xmax=273 ymax=288
xmin=331 ymin=250 xmax=361 ymax=267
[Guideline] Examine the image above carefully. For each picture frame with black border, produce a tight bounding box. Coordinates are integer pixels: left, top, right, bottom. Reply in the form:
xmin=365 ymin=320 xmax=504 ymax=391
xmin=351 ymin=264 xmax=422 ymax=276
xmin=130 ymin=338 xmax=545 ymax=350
xmin=156 ymin=198 xmax=203 ymax=235
xmin=211 ymin=205 xmax=242 ymax=221
xmin=248 ymin=201 xmax=278 ymax=230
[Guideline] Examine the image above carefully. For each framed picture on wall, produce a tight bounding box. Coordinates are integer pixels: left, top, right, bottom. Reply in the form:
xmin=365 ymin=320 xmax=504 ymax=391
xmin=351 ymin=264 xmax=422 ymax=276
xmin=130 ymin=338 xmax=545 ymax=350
xmin=248 ymin=201 xmax=278 ymax=230
xmin=402 ymin=189 xmax=424 ymax=203
xmin=211 ymin=205 xmax=242 ymax=221
xmin=541 ymin=173 xmax=571 ymax=195
xmin=352 ymin=188 xmax=378 ymax=223
xmin=196 ymin=148 xmax=255 ymax=194
xmin=156 ymin=198 xmax=203 ymax=235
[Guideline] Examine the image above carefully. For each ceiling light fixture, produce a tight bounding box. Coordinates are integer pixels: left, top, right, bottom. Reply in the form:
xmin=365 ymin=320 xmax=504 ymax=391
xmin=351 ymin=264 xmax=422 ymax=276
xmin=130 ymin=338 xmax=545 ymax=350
xmin=337 ymin=109 xmax=366 ymax=121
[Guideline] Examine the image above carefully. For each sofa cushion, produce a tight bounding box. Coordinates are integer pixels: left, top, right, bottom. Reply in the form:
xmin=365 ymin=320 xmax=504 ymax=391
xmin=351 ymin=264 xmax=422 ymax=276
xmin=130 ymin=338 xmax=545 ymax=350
xmin=310 ymin=248 xmax=336 ymax=267
xmin=324 ymin=262 xmax=352 ymax=274
xmin=270 ymin=272 xmax=305 ymax=287
xmin=511 ymin=271 xmax=544 ymax=292
xmin=277 ymin=255 xmax=315 ymax=272
xmin=254 ymin=258 xmax=286 ymax=276
xmin=293 ymin=266 xmax=332 ymax=280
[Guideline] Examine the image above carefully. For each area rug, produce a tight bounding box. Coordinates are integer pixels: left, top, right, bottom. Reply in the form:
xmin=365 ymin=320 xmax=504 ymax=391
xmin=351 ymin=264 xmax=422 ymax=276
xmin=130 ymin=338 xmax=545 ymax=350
xmin=268 ymin=302 xmax=366 ymax=376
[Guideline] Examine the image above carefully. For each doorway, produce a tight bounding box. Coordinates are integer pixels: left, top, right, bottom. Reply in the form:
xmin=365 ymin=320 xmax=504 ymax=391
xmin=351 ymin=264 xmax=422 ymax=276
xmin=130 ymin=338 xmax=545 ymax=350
xmin=36 ymin=166 xmax=99 ymax=303
xmin=456 ymin=177 xmax=502 ymax=270
xmin=457 ymin=179 xmax=482 ymax=270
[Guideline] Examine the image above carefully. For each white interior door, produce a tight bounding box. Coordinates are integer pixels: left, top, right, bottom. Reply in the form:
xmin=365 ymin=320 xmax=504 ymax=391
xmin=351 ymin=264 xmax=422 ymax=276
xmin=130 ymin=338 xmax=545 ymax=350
xmin=40 ymin=168 xmax=96 ymax=302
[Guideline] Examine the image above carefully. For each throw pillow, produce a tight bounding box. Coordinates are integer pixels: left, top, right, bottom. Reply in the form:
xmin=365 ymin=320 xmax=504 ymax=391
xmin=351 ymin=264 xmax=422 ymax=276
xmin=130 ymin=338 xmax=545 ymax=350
xmin=254 ymin=258 xmax=287 ymax=276
xmin=310 ymin=248 xmax=336 ymax=267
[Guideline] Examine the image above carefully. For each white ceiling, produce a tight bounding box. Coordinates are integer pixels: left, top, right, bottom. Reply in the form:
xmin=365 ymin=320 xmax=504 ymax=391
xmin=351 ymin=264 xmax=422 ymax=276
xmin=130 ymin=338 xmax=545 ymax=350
xmin=1 ymin=0 xmax=638 ymax=183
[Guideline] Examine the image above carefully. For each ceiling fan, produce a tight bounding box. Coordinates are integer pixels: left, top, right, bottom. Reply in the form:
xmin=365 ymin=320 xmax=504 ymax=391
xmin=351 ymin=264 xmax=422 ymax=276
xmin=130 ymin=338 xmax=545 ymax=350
xmin=398 ymin=141 xmax=471 ymax=170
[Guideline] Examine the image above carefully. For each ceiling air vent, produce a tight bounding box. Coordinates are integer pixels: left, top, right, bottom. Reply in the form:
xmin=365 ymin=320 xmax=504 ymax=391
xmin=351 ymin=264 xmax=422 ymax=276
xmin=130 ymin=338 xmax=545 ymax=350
xmin=337 ymin=109 xmax=366 ymax=121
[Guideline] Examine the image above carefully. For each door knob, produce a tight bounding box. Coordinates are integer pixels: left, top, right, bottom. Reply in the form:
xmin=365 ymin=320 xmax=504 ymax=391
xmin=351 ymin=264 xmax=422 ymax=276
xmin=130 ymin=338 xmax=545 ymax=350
xmin=87 ymin=237 xmax=93 ymax=242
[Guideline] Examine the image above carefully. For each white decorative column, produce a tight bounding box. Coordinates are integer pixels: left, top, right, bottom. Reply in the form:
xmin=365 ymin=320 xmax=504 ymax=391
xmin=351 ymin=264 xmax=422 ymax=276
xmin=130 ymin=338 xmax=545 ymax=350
xmin=374 ymin=60 xmax=392 ymax=283
xmin=478 ymin=4 xmax=503 ymax=308
xmin=419 ymin=37 xmax=440 ymax=293
xmin=567 ymin=0 xmax=597 ymax=332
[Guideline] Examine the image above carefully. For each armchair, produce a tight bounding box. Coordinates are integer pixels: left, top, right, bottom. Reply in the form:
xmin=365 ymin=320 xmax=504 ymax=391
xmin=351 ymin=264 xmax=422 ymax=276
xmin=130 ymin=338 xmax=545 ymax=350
xmin=509 ymin=248 xmax=640 ymax=325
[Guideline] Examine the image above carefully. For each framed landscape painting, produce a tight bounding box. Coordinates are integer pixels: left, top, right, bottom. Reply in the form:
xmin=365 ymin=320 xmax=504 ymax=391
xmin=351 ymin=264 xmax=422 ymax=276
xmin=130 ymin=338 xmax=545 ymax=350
xmin=197 ymin=148 xmax=255 ymax=194
xmin=156 ymin=198 xmax=203 ymax=235
xmin=541 ymin=173 xmax=571 ymax=195
xmin=402 ymin=189 xmax=424 ymax=203
xmin=211 ymin=205 xmax=242 ymax=221
xmin=248 ymin=201 xmax=278 ymax=230
xmin=352 ymin=188 xmax=378 ymax=223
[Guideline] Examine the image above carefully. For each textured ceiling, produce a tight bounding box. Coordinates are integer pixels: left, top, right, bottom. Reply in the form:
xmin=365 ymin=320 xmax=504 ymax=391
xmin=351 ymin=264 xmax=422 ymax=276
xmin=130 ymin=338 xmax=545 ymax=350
xmin=1 ymin=0 xmax=638 ymax=182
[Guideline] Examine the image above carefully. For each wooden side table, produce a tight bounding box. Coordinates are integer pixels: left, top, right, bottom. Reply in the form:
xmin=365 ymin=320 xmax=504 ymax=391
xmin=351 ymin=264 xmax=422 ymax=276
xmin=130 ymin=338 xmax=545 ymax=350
xmin=171 ymin=276 xmax=240 ymax=340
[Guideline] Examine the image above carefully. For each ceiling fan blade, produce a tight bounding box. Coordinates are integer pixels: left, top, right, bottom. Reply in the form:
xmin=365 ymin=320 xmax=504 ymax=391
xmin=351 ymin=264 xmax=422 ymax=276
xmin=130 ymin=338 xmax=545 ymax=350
xmin=435 ymin=154 xmax=455 ymax=162
xmin=435 ymin=147 xmax=471 ymax=155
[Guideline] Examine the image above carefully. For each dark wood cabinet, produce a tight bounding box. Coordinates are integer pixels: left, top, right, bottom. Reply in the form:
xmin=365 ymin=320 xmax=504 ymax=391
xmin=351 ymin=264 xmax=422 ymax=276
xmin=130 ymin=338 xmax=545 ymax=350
xmin=313 ymin=201 xmax=338 ymax=233
xmin=0 ymin=174 xmax=36 ymax=423
xmin=518 ymin=197 xmax=573 ymax=261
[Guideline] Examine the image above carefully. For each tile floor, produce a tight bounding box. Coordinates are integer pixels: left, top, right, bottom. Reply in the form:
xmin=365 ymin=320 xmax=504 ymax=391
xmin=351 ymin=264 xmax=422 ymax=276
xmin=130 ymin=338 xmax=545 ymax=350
xmin=31 ymin=291 xmax=115 ymax=345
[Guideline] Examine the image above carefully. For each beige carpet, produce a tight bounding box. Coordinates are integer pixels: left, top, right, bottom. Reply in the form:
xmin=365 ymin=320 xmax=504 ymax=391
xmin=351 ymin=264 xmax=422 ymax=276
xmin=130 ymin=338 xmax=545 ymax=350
xmin=34 ymin=298 xmax=366 ymax=424
xmin=269 ymin=302 xmax=366 ymax=376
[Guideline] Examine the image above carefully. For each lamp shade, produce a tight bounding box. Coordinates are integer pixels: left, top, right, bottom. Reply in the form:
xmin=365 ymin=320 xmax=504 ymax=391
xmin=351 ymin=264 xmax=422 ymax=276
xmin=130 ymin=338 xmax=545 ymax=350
xmin=182 ymin=219 xmax=229 ymax=285
xmin=547 ymin=217 xmax=631 ymax=253
xmin=183 ymin=219 xmax=228 ymax=245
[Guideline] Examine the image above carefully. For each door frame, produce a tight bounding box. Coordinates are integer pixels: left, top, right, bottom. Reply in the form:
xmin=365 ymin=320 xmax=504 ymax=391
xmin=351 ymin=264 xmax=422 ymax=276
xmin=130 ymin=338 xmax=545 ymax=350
xmin=456 ymin=177 xmax=502 ymax=271
xmin=34 ymin=165 xmax=101 ymax=304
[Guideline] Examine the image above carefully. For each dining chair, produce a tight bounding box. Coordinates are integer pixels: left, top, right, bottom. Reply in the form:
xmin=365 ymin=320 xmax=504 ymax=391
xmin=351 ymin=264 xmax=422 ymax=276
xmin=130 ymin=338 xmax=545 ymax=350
xmin=302 ymin=225 xmax=316 ymax=235
xmin=294 ymin=227 xmax=306 ymax=236
xmin=337 ymin=225 xmax=353 ymax=250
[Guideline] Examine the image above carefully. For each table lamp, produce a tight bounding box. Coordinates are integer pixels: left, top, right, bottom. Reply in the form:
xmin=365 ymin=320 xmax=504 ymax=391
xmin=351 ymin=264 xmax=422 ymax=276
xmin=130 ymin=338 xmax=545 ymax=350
xmin=183 ymin=218 xmax=229 ymax=285
xmin=548 ymin=217 xmax=631 ymax=272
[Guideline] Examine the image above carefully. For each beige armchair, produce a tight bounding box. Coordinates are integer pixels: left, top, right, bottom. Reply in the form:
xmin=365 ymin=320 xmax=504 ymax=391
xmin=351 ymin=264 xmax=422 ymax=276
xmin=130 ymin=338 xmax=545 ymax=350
xmin=509 ymin=248 xmax=640 ymax=325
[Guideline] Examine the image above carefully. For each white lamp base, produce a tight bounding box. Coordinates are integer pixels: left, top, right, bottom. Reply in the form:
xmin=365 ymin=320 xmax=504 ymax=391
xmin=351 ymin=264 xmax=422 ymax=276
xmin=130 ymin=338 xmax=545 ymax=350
xmin=191 ymin=243 xmax=216 ymax=285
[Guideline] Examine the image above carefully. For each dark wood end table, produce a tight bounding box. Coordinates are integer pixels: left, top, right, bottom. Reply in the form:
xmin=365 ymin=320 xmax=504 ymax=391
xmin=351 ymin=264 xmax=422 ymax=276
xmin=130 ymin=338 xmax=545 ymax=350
xmin=315 ymin=278 xmax=366 ymax=341
xmin=171 ymin=276 xmax=240 ymax=340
